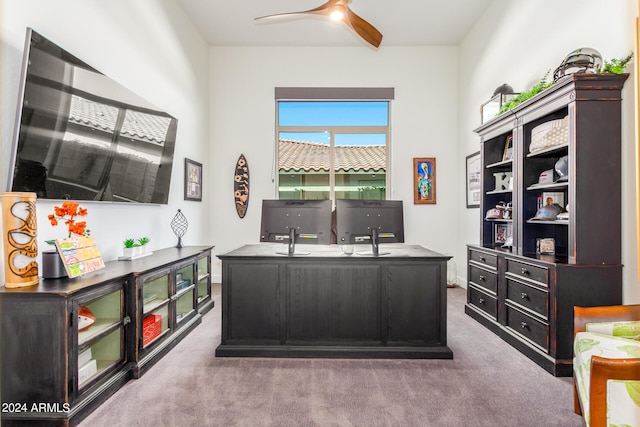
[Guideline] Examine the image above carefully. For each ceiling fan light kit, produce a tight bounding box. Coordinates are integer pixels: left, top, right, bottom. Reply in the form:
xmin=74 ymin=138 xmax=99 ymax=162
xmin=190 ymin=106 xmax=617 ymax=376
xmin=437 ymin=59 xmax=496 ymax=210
xmin=255 ymin=0 xmax=383 ymax=48
xmin=330 ymin=6 xmax=345 ymax=21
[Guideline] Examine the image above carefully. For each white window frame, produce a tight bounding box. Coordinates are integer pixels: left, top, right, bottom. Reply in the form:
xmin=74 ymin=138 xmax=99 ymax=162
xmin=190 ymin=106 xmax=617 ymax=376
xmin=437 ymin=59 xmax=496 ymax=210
xmin=274 ymin=87 xmax=394 ymax=201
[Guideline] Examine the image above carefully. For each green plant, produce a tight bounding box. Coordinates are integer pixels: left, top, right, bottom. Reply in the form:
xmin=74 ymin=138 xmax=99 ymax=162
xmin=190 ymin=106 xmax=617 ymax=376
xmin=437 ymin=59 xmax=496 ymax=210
xmin=498 ymin=71 xmax=553 ymax=115
xmin=123 ymin=238 xmax=135 ymax=248
xmin=138 ymin=237 xmax=150 ymax=246
xmin=601 ymin=52 xmax=633 ymax=74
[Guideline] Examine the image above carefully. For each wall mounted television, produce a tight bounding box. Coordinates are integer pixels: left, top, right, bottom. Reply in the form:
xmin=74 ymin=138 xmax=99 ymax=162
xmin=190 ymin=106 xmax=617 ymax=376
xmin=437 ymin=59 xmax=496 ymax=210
xmin=259 ymin=199 xmax=332 ymax=255
xmin=336 ymin=199 xmax=404 ymax=256
xmin=7 ymin=28 xmax=177 ymax=204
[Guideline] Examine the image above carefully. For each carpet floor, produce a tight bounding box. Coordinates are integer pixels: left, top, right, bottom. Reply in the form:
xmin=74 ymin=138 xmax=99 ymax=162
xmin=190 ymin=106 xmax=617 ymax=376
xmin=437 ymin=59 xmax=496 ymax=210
xmin=79 ymin=284 xmax=585 ymax=427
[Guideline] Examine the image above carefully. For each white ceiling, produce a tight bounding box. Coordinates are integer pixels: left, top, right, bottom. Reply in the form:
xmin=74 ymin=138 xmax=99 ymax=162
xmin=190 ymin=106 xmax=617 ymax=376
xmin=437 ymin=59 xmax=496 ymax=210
xmin=176 ymin=0 xmax=494 ymax=47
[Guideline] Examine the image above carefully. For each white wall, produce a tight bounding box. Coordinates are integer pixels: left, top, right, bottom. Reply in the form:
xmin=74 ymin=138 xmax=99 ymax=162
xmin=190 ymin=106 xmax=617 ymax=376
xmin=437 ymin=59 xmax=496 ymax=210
xmin=458 ymin=0 xmax=640 ymax=303
xmin=0 ymin=0 xmax=211 ymax=268
xmin=208 ymin=46 xmax=460 ymax=280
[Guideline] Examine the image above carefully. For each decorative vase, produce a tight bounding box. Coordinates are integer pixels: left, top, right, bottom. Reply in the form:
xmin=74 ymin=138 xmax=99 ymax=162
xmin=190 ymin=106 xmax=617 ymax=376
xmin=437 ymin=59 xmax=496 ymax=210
xmin=42 ymin=250 xmax=68 ymax=279
xmin=123 ymin=247 xmax=135 ymax=258
xmin=1 ymin=192 xmax=39 ymax=287
xmin=446 ymin=258 xmax=457 ymax=288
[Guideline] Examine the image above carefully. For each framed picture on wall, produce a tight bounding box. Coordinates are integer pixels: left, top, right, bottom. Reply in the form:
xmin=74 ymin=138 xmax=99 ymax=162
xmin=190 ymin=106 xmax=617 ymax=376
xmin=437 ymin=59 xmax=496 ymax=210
xmin=184 ymin=158 xmax=202 ymax=201
xmin=466 ymin=151 xmax=481 ymax=208
xmin=413 ymin=157 xmax=436 ymax=204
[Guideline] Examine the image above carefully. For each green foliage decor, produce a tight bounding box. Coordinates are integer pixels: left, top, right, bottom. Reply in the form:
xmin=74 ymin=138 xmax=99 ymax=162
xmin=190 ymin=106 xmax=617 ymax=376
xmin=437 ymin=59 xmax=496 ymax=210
xmin=601 ymin=52 xmax=633 ymax=74
xmin=497 ymin=53 xmax=632 ymax=117
xmin=124 ymin=237 xmax=149 ymax=248
xmin=498 ymin=71 xmax=552 ymax=115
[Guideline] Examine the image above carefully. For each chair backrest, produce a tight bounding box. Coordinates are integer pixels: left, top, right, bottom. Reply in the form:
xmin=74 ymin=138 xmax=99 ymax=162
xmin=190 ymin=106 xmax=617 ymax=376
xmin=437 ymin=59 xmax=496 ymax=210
xmin=574 ymin=304 xmax=640 ymax=337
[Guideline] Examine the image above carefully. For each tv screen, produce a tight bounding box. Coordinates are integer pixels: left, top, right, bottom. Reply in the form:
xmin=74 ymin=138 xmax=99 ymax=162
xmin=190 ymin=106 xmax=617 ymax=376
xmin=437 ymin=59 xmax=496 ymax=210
xmin=336 ymin=199 xmax=404 ymax=255
xmin=259 ymin=199 xmax=332 ymax=254
xmin=7 ymin=28 xmax=177 ymax=204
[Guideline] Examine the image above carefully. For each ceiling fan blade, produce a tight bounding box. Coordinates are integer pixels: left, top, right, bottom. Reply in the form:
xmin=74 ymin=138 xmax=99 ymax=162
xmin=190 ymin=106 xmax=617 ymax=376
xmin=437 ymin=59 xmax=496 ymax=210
xmin=255 ymin=0 xmax=337 ymax=21
xmin=344 ymin=7 xmax=383 ymax=48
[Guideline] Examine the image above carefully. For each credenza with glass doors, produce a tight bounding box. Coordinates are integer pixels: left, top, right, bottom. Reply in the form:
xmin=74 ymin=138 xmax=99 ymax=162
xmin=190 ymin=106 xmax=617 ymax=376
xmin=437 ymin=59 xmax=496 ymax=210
xmin=0 ymin=245 xmax=213 ymax=426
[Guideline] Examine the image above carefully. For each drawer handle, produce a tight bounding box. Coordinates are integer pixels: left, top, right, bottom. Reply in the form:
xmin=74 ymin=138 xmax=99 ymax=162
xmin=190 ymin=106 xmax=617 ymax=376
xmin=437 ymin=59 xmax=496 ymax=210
xmin=521 ymin=292 xmax=528 ymax=299
xmin=478 ymin=297 xmax=485 ymax=304
xmin=521 ymin=321 xmax=528 ymax=329
xmin=479 ymin=256 xmax=486 ymax=262
xmin=521 ymin=267 xmax=529 ymax=275
xmin=479 ymin=275 xmax=485 ymax=281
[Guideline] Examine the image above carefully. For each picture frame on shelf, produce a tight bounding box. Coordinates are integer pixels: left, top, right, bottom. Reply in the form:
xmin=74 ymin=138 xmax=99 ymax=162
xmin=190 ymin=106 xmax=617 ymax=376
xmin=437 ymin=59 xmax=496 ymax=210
xmin=494 ymin=223 xmax=512 ymax=246
xmin=542 ymin=191 xmax=565 ymax=208
xmin=413 ymin=157 xmax=436 ymax=204
xmin=502 ymin=135 xmax=514 ymax=161
xmin=536 ymin=238 xmax=556 ymax=255
xmin=184 ymin=158 xmax=203 ymax=201
xmin=466 ymin=151 xmax=481 ymax=208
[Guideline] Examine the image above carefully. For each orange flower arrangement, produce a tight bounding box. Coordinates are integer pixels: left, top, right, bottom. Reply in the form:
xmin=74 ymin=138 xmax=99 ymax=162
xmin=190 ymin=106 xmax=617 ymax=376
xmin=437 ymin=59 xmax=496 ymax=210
xmin=48 ymin=201 xmax=90 ymax=238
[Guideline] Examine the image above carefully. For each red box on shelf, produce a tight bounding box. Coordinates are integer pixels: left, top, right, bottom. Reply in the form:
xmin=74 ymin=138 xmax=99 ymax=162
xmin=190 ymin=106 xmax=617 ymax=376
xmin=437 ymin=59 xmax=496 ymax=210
xmin=142 ymin=314 xmax=162 ymax=346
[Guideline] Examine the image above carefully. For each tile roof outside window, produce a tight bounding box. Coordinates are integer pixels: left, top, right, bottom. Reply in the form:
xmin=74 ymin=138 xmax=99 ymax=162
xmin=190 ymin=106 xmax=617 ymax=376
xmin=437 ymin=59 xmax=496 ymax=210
xmin=278 ymin=139 xmax=386 ymax=172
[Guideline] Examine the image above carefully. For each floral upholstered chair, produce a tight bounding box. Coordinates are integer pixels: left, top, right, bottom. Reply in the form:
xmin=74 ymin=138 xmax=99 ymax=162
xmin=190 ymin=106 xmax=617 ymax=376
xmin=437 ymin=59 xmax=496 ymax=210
xmin=573 ymin=304 xmax=640 ymax=426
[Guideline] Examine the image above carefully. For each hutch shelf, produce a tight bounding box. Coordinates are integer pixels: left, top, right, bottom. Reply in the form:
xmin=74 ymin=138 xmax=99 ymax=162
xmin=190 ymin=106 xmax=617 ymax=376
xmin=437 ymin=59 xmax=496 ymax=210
xmin=466 ymin=73 xmax=627 ymax=376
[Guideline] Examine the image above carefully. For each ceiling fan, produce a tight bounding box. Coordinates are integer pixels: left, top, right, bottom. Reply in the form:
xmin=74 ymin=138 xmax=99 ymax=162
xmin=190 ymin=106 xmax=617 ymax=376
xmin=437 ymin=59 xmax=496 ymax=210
xmin=255 ymin=0 xmax=383 ymax=48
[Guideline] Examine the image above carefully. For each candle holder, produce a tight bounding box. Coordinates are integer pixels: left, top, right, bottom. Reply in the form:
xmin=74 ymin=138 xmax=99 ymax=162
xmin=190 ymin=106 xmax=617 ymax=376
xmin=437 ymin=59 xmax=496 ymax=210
xmin=170 ymin=209 xmax=188 ymax=248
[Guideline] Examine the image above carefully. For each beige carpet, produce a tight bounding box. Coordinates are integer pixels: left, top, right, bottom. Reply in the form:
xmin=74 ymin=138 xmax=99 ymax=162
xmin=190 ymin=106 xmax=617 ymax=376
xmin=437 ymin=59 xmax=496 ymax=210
xmin=79 ymin=284 xmax=584 ymax=426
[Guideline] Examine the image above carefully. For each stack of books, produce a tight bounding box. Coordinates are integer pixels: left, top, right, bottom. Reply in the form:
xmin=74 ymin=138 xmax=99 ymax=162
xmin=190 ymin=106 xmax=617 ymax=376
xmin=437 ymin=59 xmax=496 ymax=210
xmin=78 ymin=347 xmax=97 ymax=387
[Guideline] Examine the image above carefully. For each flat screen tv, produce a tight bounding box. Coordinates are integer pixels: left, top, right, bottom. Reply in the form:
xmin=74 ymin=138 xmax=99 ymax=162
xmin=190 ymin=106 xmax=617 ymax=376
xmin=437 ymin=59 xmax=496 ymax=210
xmin=336 ymin=199 xmax=404 ymax=255
xmin=7 ymin=28 xmax=177 ymax=204
xmin=259 ymin=199 xmax=332 ymax=255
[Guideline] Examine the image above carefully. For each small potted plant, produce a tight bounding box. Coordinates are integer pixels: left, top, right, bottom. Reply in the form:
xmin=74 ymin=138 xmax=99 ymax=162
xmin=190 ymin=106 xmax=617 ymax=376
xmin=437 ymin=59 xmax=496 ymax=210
xmin=138 ymin=237 xmax=150 ymax=255
xmin=123 ymin=238 xmax=136 ymax=258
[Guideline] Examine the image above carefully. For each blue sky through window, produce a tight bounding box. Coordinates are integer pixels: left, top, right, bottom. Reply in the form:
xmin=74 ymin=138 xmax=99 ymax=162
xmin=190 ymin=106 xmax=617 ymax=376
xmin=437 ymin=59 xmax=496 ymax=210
xmin=278 ymin=101 xmax=388 ymax=146
xmin=279 ymin=132 xmax=386 ymax=146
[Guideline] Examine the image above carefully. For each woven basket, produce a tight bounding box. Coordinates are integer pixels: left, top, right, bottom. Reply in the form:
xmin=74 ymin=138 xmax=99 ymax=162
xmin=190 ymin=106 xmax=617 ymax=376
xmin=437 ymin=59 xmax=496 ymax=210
xmin=530 ymin=116 xmax=569 ymax=153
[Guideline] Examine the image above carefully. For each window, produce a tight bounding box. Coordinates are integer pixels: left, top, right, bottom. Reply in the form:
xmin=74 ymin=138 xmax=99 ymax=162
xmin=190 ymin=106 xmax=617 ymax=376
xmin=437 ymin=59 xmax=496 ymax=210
xmin=275 ymin=88 xmax=393 ymax=201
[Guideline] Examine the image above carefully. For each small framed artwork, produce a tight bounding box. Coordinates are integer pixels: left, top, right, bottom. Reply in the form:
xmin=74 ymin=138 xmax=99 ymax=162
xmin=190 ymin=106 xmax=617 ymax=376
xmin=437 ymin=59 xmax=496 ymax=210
xmin=184 ymin=158 xmax=202 ymax=201
xmin=502 ymin=135 xmax=514 ymax=161
xmin=542 ymin=191 xmax=564 ymax=208
xmin=494 ymin=223 xmax=512 ymax=246
xmin=466 ymin=151 xmax=481 ymax=208
xmin=536 ymin=238 xmax=556 ymax=255
xmin=414 ymin=157 xmax=436 ymax=204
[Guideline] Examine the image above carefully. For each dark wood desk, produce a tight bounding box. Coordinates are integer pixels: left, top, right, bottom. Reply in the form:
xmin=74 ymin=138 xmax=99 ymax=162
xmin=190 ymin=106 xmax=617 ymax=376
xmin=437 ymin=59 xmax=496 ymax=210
xmin=215 ymin=244 xmax=453 ymax=359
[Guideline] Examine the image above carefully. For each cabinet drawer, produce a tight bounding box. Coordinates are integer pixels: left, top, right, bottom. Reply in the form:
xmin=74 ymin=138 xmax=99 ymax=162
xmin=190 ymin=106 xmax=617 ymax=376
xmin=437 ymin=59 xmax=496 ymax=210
xmin=506 ymin=306 xmax=548 ymax=351
xmin=506 ymin=259 xmax=548 ymax=286
xmin=468 ymin=286 xmax=498 ymax=321
xmin=506 ymin=279 xmax=548 ymax=319
xmin=469 ymin=265 xmax=497 ymax=294
xmin=469 ymin=250 xmax=497 ymax=269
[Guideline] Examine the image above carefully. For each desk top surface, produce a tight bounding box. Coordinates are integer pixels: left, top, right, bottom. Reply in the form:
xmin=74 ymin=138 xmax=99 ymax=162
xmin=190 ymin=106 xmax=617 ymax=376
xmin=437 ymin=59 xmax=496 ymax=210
xmin=218 ymin=243 xmax=449 ymax=260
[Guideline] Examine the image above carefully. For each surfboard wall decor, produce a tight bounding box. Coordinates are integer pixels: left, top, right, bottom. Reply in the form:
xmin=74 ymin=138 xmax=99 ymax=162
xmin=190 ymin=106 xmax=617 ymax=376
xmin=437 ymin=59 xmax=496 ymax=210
xmin=234 ymin=154 xmax=249 ymax=218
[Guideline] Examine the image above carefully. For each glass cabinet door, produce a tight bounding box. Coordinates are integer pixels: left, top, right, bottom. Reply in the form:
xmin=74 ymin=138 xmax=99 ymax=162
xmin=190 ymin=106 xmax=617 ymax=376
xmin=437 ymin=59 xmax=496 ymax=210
xmin=196 ymin=253 xmax=211 ymax=308
xmin=175 ymin=262 xmax=196 ymax=327
xmin=141 ymin=269 xmax=171 ymax=348
xmin=76 ymin=281 xmax=127 ymax=392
